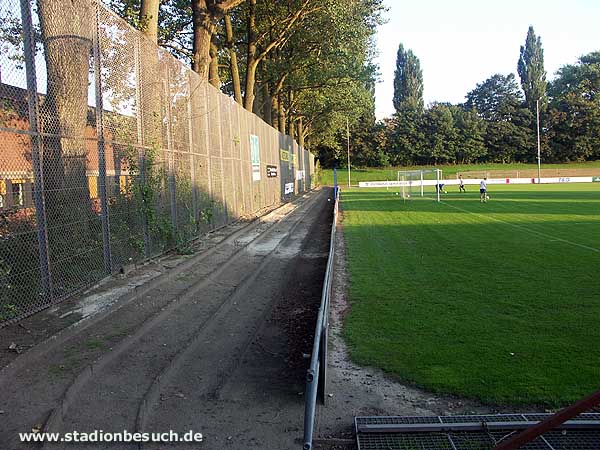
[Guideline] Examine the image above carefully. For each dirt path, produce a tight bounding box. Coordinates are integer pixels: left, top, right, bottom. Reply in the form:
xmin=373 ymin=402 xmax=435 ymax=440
xmin=0 ymin=188 xmax=334 ymax=450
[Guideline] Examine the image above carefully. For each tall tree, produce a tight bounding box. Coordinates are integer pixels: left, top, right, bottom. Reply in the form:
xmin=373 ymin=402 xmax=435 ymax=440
xmin=517 ymin=26 xmax=547 ymax=112
xmin=392 ymin=44 xmax=423 ymax=113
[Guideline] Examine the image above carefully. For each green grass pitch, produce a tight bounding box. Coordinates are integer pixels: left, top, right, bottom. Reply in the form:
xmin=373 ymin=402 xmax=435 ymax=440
xmin=342 ymin=182 xmax=600 ymax=406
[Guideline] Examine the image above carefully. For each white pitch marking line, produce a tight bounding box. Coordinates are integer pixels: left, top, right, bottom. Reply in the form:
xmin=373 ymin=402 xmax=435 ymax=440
xmin=441 ymin=201 xmax=600 ymax=253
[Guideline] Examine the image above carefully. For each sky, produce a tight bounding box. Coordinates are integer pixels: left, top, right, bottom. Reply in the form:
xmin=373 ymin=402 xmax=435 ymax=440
xmin=374 ymin=0 xmax=600 ymax=119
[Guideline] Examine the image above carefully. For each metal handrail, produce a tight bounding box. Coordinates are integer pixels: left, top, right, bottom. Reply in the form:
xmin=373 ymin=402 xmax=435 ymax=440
xmin=302 ymin=186 xmax=340 ymax=450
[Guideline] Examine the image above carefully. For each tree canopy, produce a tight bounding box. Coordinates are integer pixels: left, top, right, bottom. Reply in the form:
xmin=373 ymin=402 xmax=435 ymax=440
xmin=546 ymin=52 xmax=600 ymax=161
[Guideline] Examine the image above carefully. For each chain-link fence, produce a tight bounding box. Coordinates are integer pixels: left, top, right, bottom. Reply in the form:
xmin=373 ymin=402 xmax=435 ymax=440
xmin=0 ymin=0 xmax=315 ymax=326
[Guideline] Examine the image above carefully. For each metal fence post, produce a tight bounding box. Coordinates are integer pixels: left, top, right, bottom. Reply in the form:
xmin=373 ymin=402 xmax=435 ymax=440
xmin=187 ymin=73 xmax=199 ymax=230
xmin=93 ymin=3 xmax=112 ymax=274
xmin=215 ymin=93 xmax=228 ymax=223
xmin=237 ymin=107 xmax=246 ymax=215
xmin=134 ymin=36 xmax=151 ymax=257
xmin=164 ymin=66 xmax=177 ymax=238
xmin=202 ymin=84 xmax=214 ymax=228
xmin=227 ymin=101 xmax=238 ymax=217
xmin=318 ymin=318 xmax=328 ymax=403
xmin=19 ymin=0 xmax=53 ymax=300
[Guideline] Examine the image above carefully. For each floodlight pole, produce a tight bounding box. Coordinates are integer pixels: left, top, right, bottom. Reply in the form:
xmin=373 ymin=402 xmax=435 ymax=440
xmin=347 ymin=117 xmax=351 ymax=188
xmin=436 ymin=169 xmax=440 ymax=203
xmin=536 ymin=98 xmax=541 ymax=184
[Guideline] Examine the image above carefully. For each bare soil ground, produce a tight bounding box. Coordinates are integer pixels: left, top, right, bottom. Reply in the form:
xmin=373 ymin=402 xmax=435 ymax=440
xmin=0 ymin=188 xmax=333 ymax=450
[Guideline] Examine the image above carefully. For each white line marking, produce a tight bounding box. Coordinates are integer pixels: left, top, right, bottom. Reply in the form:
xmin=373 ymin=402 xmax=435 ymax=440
xmin=441 ymin=201 xmax=600 ymax=253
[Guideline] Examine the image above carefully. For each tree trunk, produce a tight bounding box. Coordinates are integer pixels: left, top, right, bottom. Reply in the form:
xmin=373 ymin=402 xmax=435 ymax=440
xmin=261 ymin=60 xmax=272 ymax=124
xmin=37 ymin=0 xmax=94 ymax=225
xmin=289 ymin=118 xmax=295 ymax=141
xmin=243 ymin=0 xmax=258 ymax=111
xmin=191 ymin=0 xmax=215 ymax=81
xmin=271 ymin=73 xmax=287 ymax=130
xmin=224 ymin=13 xmax=242 ymax=104
xmin=278 ymin=92 xmax=286 ymax=134
xmin=139 ymin=0 xmax=160 ymax=44
xmin=302 ymin=123 xmax=311 ymax=147
xmin=262 ymin=82 xmax=272 ymax=123
xmin=287 ymin=89 xmax=294 ymax=138
xmin=244 ymin=60 xmax=260 ymax=111
xmin=271 ymin=93 xmax=279 ymax=130
xmin=209 ymin=38 xmax=220 ymax=88
xmin=252 ymin=81 xmax=262 ymax=116
xmin=298 ymin=117 xmax=305 ymax=148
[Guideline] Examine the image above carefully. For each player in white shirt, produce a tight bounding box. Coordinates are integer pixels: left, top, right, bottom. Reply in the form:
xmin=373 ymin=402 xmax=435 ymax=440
xmin=458 ymin=174 xmax=466 ymax=193
xmin=480 ymin=177 xmax=487 ymax=202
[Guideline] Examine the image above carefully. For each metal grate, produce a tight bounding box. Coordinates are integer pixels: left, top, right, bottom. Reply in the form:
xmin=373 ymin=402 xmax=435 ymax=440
xmin=355 ymin=414 xmax=600 ymax=450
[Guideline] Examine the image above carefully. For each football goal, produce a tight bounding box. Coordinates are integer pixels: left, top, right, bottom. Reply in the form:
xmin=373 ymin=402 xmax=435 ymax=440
xmin=397 ymin=169 xmax=442 ymax=202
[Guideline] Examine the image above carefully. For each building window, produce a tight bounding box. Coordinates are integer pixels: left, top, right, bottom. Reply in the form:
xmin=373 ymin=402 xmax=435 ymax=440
xmin=12 ymin=181 xmax=24 ymax=206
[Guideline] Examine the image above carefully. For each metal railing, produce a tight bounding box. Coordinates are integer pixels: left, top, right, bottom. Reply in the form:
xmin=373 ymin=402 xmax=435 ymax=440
xmin=303 ymin=186 xmax=339 ymax=450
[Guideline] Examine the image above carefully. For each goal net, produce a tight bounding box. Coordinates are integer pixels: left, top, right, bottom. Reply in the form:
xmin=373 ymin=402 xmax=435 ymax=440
xmin=397 ymin=169 xmax=442 ymax=202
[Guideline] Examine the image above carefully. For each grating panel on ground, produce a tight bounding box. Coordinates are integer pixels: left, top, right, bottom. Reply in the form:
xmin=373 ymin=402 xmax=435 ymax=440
xmin=357 ymin=432 xmax=453 ymax=450
xmin=356 ymin=414 xmax=600 ymax=450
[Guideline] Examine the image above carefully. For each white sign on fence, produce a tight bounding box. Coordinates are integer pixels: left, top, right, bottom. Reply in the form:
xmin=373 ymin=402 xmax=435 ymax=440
xmin=250 ymin=135 xmax=261 ymax=181
xmin=358 ymin=181 xmax=403 ymax=187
